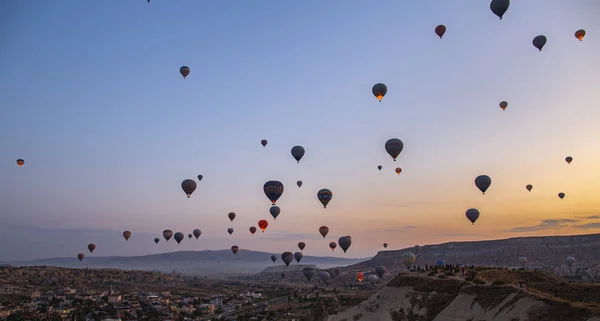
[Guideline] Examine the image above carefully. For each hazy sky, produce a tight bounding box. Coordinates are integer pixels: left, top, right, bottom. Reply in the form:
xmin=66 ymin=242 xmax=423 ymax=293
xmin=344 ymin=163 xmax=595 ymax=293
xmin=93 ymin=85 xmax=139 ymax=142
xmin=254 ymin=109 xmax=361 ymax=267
xmin=1 ymin=1 xmax=600 ymax=261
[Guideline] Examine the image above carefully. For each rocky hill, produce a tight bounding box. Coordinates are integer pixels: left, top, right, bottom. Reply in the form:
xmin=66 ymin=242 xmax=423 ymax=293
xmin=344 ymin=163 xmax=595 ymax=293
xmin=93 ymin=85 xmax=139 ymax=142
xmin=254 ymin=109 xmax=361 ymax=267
xmin=13 ymin=249 xmax=366 ymax=277
xmin=351 ymin=233 xmax=600 ymax=281
xmin=324 ymin=269 xmax=600 ymax=321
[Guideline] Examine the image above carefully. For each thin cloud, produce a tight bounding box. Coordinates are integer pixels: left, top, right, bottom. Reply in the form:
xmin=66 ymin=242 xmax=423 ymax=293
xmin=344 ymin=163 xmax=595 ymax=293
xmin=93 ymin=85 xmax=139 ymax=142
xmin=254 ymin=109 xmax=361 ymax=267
xmin=437 ymin=233 xmax=480 ymax=237
xmin=505 ymin=219 xmax=580 ymax=232
xmin=576 ymin=215 xmax=600 ymax=220
xmin=381 ymin=225 xmax=417 ymax=233
xmin=572 ymin=223 xmax=600 ymax=230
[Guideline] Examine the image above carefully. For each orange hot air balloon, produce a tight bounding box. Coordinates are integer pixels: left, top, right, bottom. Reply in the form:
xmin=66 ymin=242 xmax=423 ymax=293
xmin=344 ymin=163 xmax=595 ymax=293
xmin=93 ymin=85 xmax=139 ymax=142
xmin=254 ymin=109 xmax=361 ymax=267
xmin=435 ymin=25 xmax=446 ymax=39
xmin=395 ymin=167 xmax=402 ymax=175
xmin=499 ymin=101 xmax=508 ymax=111
xmin=249 ymin=226 xmax=257 ymax=235
xmin=575 ymin=29 xmax=585 ymax=41
xmin=258 ymin=220 xmax=269 ymax=233
xmin=16 ymin=159 xmax=24 ymax=167
xmin=356 ymin=272 xmax=364 ymax=282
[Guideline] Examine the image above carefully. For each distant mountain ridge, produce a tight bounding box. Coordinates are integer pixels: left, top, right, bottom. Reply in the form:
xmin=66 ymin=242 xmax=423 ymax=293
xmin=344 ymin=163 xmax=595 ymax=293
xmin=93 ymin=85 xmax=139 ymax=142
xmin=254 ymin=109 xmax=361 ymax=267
xmin=351 ymin=233 xmax=600 ymax=281
xmin=12 ymin=249 xmax=368 ymax=277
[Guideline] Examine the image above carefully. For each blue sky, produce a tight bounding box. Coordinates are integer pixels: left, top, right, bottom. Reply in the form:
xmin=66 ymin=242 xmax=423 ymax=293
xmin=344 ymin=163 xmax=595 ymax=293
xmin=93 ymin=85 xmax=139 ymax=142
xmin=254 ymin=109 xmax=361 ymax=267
xmin=1 ymin=0 xmax=600 ymax=261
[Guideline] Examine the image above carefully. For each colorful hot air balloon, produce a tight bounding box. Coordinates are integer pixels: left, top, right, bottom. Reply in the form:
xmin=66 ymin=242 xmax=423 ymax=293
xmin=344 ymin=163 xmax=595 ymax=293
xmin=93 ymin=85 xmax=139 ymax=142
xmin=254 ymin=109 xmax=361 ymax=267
xmin=181 ymin=179 xmax=197 ymax=198
xmin=163 ymin=229 xmax=173 ymax=242
xmin=319 ymin=226 xmax=329 ymax=238
xmin=77 ymin=253 xmax=85 ymax=261
xmin=154 ymin=238 xmax=160 ymax=244
xmin=294 ymin=252 xmax=303 ymax=263
xmin=298 ymin=242 xmax=306 ymax=251
xmin=356 ymin=272 xmax=364 ymax=282
xmin=378 ymin=165 xmax=382 ymax=171
xmin=435 ymin=25 xmax=446 ymax=39
xmin=227 ymin=228 xmax=234 ymax=235
xmin=249 ymin=226 xmax=257 ymax=235
xmin=197 ymin=175 xmax=203 ymax=182
xmin=297 ymin=180 xmax=303 ymax=188
xmin=383 ymin=243 xmax=388 ymax=249
xmin=329 ymin=242 xmax=337 ymax=251
xmin=490 ymin=0 xmax=510 ymax=20
xmin=174 ymin=232 xmax=184 ymax=244
xmin=402 ymin=252 xmax=416 ymax=269
xmin=193 ymin=229 xmax=201 ymax=239
xmin=466 ymin=208 xmax=480 ymax=225
xmin=499 ymin=101 xmax=508 ymax=111
xmin=338 ymin=236 xmax=351 ymax=253
xmin=533 ymin=35 xmax=547 ymax=51
xmin=258 ymin=220 xmax=269 ymax=232
xmin=385 ymin=138 xmax=404 ymax=161
xmin=372 ymin=83 xmax=387 ymax=102
xmin=264 ymin=181 xmax=284 ymax=205
xmin=271 ymin=254 xmax=277 ymax=263
xmin=261 ymin=139 xmax=268 ymax=147
xmin=87 ymin=244 xmax=96 ymax=253
xmin=180 ymin=66 xmax=190 ymax=78
xmin=231 ymin=245 xmax=239 ymax=255
xmin=282 ymin=252 xmax=294 ymax=266
xmin=16 ymin=159 xmax=24 ymax=167
xmin=475 ymin=175 xmax=492 ymax=194
xmin=228 ymin=212 xmax=236 ymax=222
xmin=317 ymin=189 xmax=333 ymax=208
xmin=291 ymin=146 xmax=305 ymax=163
xmin=526 ymin=184 xmax=533 ymax=192
xmin=123 ymin=231 xmax=131 ymax=241
xmin=558 ymin=192 xmax=565 ymax=199
xmin=395 ymin=167 xmax=402 ymax=175
xmin=270 ymin=206 xmax=280 ymax=220
xmin=565 ymin=156 xmax=573 ymax=164
xmin=575 ymin=29 xmax=585 ymax=41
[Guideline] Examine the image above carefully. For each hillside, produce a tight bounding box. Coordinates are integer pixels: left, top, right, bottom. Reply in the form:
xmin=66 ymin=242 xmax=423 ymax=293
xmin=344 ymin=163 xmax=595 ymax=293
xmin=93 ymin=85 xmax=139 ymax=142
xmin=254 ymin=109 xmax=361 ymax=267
xmin=351 ymin=233 xmax=600 ymax=281
xmin=325 ymin=269 xmax=600 ymax=321
xmin=12 ymin=249 xmax=366 ymax=277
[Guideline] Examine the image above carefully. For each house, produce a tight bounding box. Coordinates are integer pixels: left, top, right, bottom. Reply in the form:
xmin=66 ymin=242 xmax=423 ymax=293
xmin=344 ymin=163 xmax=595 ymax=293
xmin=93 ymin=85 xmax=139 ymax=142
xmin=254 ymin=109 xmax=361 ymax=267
xmin=198 ymin=304 xmax=214 ymax=315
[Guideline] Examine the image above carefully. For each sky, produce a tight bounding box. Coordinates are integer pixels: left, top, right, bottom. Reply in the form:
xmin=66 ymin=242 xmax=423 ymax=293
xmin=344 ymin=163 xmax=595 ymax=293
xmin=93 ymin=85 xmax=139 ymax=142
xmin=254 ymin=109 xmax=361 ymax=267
xmin=1 ymin=0 xmax=600 ymax=261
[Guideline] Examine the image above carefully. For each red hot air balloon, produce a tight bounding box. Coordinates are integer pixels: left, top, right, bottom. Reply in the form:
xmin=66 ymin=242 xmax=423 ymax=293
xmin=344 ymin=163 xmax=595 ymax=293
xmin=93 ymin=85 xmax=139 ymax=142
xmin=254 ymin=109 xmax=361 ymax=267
xmin=258 ymin=220 xmax=268 ymax=232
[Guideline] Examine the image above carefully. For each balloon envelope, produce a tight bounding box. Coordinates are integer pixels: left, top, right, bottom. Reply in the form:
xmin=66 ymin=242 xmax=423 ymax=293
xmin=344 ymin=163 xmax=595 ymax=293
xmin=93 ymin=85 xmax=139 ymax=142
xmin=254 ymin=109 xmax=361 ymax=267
xmin=174 ymin=232 xmax=184 ymax=244
xmin=163 ymin=229 xmax=173 ymax=242
xmin=475 ymin=175 xmax=492 ymax=194
xmin=282 ymin=252 xmax=294 ymax=266
xmin=180 ymin=66 xmax=190 ymax=78
xmin=264 ymin=181 xmax=284 ymax=205
xmin=435 ymin=25 xmax=446 ymax=38
xmin=385 ymin=139 xmax=404 ymax=161
xmin=270 ymin=206 xmax=281 ymax=220
xmin=490 ymin=0 xmax=510 ymax=20
xmin=466 ymin=208 xmax=480 ymax=225
xmin=532 ymin=35 xmax=547 ymax=51
xmin=291 ymin=146 xmax=305 ymax=163
xmin=193 ymin=229 xmax=202 ymax=239
xmin=372 ymin=83 xmax=387 ymax=101
xmin=123 ymin=231 xmax=131 ymax=241
xmin=181 ymin=179 xmax=197 ymax=198
xmin=319 ymin=226 xmax=329 ymax=238
xmin=338 ymin=236 xmax=352 ymax=253
xmin=317 ymin=189 xmax=333 ymax=208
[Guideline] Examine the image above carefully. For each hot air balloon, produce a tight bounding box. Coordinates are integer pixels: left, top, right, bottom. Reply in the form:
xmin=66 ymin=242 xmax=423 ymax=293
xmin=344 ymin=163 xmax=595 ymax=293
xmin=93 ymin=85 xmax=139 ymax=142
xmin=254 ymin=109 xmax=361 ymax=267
xmin=526 ymin=184 xmax=533 ymax=192
xmin=567 ymin=256 xmax=576 ymax=267
xmin=317 ymin=189 xmax=333 ymax=208
xmin=367 ymin=274 xmax=379 ymax=283
xmin=249 ymin=226 xmax=257 ymax=235
xmin=338 ymin=236 xmax=351 ymax=253
xmin=558 ymin=192 xmax=565 ymax=199
xmin=193 ymin=229 xmax=201 ymax=239
xmin=435 ymin=25 xmax=446 ymax=38
xmin=375 ymin=266 xmax=386 ymax=279
xmin=261 ymin=139 xmax=268 ymax=147
xmin=499 ymin=101 xmax=508 ymax=111
xmin=383 ymin=243 xmax=388 ymax=249
xmin=88 ymin=244 xmax=96 ymax=253
xmin=294 ymin=252 xmax=303 ymax=263
xmin=303 ymin=267 xmax=316 ymax=281
xmin=475 ymin=175 xmax=492 ymax=194
xmin=264 ymin=181 xmax=284 ymax=205
xmin=319 ymin=226 xmax=329 ymax=238
xmin=490 ymin=0 xmax=510 ymax=20
xmin=372 ymin=83 xmax=387 ymax=102
xmin=385 ymin=138 xmax=404 ymax=161
xmin=533 ymin=35 xmax=547 ymax=51
xmin=174 ymin=232 xmax=184 ymax=244
xmin=16 ymin=159 xmax=24 ymax=167
xmin=575 ymin=29 xmax=586 ymax=41
xmin=395 ymin=167 xmax=402 ymax=175
xmin=180 ymin=66 xmax=190 ymax=78
xmin=297 ymin=180 xmax=303 ymax=188
xmin=565 ymin=156 xmax=573 ymax=164
xmin=378 ymin=165 xmax=382 ymax=171
xmin=163 ymin=229 xmax=173 ymax=242
xmin=356 ymin=272 xmax=364 ymax=282
xmin=77 ymin=253 xmax=85 ymax=261
xmin=228 ymin=212 xmax=236 ymax=222
xmin=271 ymin=254 xmax=277 ymax=263
xmin=227 ymin=228 xmax=234 ymax=235
xmin=402 ymin=252 xmax=416 ymax=269
xmin=282 ymin=252 xmax=294 ymax=266
xmin=231 ymin=246 xmax=239 ymax=255
xmin=298 ymin=242 xmax=306 ymax=251
xmin=181 ymin=179 xmax=197 ymax=198
xmin=123 ymin=231 xmax=131 ymax=241
xmin=197 ymin=175 xmax=203 ymax=182
xmin=258 ymin=220 xmax=268 ymax=232
xmin=291 ymin=146 xmax=305 ymax=163
xmin=518 ymin=256 xmax=528 ymax=266
xmin=466 ymin=208 xmax=480 ymax=225
xmin=319 ymin=271 xmax=331 ymax=283
xmin=280 ymin=272 xmax=287 ymax=279
xmin=188 ymin=233 xmax=192 ymax=239
xmin=329 ymin=242 xmax=337 ymax=251
xmin=154 ymin=238 xmax=160 ymax=244
xmin=270 ymin=206 xmax=280 ymax=220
